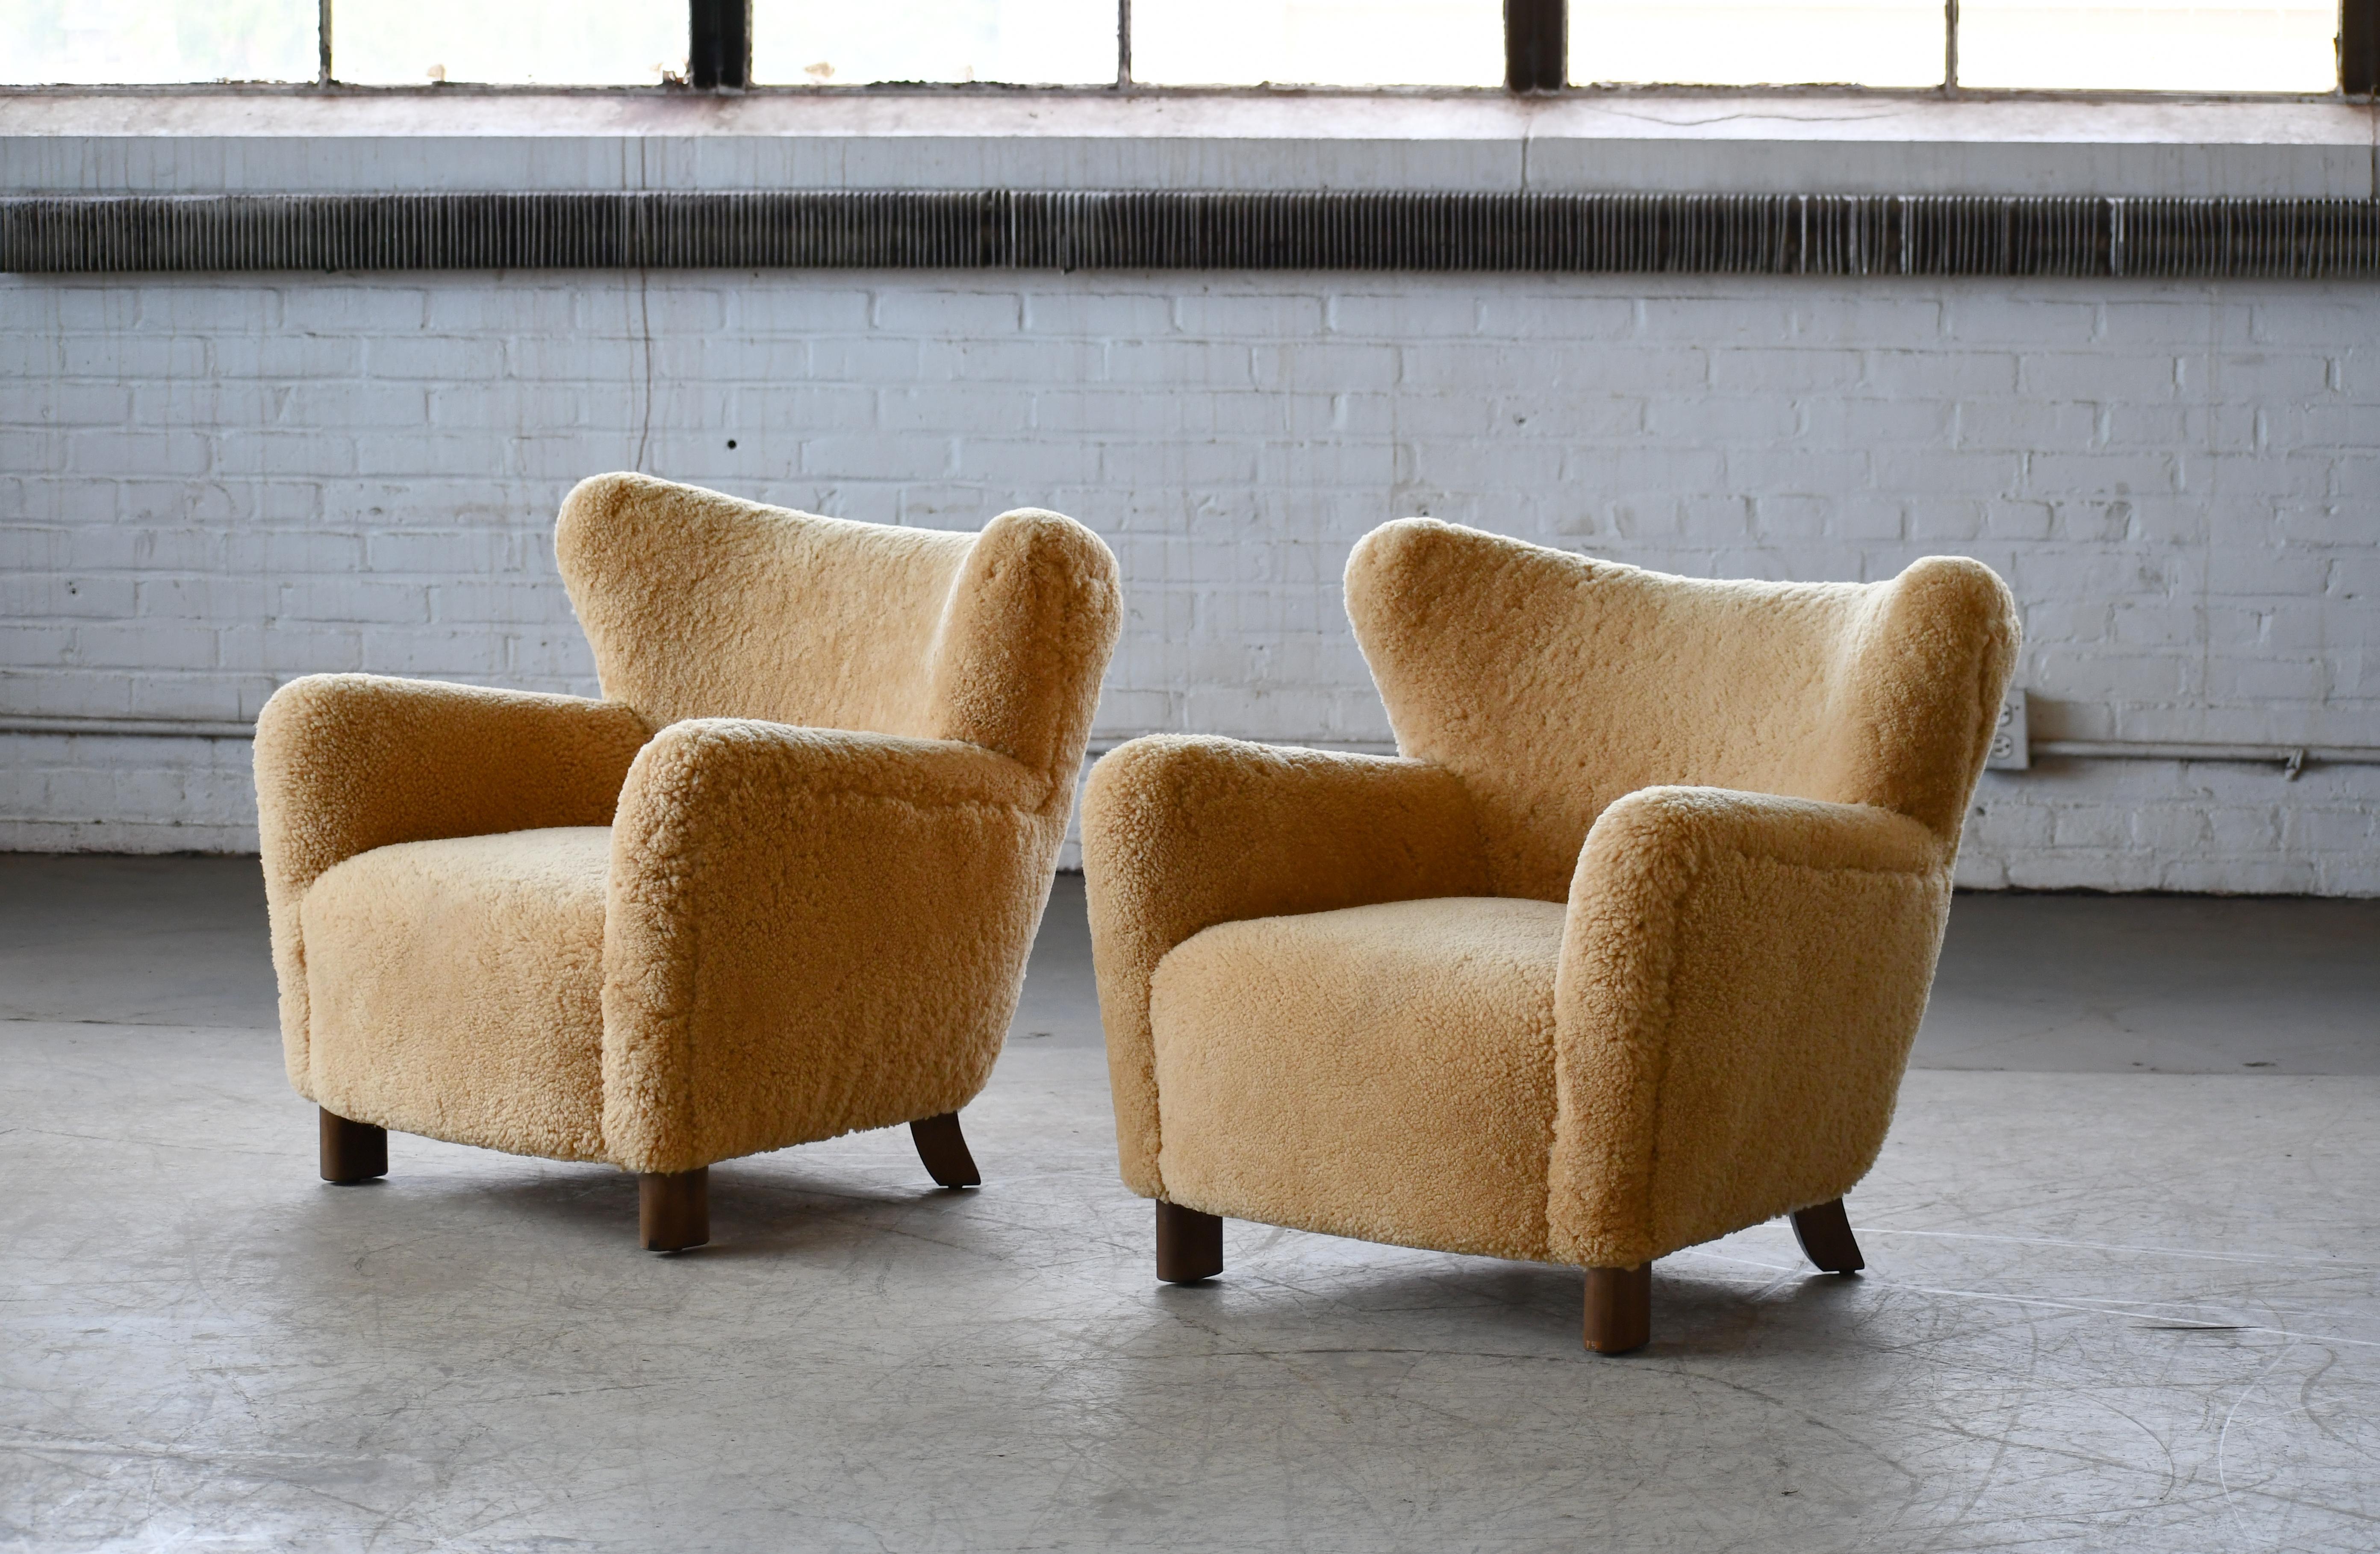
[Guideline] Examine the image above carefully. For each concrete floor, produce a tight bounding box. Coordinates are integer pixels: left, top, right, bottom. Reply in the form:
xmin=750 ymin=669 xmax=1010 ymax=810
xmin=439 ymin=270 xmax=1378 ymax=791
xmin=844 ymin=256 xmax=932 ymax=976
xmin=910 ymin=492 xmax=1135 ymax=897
xmin=3 ymin=857 xmax=2377 ymax=1551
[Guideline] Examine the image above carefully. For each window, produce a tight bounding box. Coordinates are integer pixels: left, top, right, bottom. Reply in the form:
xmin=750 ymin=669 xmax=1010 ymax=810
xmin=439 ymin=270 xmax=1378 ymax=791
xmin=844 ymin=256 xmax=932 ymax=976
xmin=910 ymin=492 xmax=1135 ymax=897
xmin=1956 ymin=3 xmax=2338 ymax=93
xmin=1133 ymin=0 xmax=1505 ymax=87
xmin=1570 ymin=1 xmax=1943 ymax=88
xmin=0 ymin=0 xmax=2368 ymax=93
xmin=3 ymin=0 xmax=316 ymax=85
xmin=336 ymin=0 xmax=686 ymax=86
xmin=749 ymin=0 xmax=1115 ymax=86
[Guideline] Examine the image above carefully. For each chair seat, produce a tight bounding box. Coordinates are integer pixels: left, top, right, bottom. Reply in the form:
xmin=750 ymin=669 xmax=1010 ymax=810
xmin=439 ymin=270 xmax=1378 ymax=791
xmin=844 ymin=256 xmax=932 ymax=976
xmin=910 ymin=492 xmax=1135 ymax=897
xmin=1148 ymin=895 xmax=1567 ymax=1262
xmin=302 ymin=826 xmax=614 ymax=1163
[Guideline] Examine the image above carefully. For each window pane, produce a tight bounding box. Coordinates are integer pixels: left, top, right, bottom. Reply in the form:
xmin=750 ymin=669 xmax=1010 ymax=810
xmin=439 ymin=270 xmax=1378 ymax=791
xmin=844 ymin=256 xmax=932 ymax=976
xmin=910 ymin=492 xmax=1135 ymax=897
xmin=1958 ymin=3 xmax=2335 ymax=91
xmin=1571 ymin=1 xmax=1944 ymax=86
xmin=1133 ymin=0 xmax=1502 ymax=86
xmin=0 ymin=0 xmax=315 ymax=84
xmin=751 ymin=0 xmax=1116 ymax=85
xmin=334 ymin=0 xmax=684 ymax=85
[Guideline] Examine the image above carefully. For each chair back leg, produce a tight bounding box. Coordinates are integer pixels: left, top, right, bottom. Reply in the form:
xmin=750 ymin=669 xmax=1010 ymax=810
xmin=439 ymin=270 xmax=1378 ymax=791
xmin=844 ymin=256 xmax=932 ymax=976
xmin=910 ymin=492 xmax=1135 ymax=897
xmin=909 ymin=1112 xmax=983 ymax=1188
xmin=1789 ymin=1198 xmax=1866 ymax=1274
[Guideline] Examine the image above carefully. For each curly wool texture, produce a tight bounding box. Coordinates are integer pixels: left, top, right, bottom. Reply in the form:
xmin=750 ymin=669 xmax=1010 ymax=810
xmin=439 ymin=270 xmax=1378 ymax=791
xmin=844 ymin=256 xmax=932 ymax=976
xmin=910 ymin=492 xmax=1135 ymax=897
xmin=1084 ymin=519 xmax=2016 ymax=1269
xmin=257 ymin=473 xmax=1120 ymax=1174
xmin=303 ymin=827 xmax=616 ymax=1162
xmin=1151 ymin=896 xmax=1564 ymax=1261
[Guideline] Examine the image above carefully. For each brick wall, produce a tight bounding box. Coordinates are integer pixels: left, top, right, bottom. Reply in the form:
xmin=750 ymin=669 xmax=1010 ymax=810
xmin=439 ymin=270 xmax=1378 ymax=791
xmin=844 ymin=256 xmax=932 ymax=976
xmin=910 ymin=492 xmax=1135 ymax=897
xmin=3 ymin=268 xmax=2374 ymax=892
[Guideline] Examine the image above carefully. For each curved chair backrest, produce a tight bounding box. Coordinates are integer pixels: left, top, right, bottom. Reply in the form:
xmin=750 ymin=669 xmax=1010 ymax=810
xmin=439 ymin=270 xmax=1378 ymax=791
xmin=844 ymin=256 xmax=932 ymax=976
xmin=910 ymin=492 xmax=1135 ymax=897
xmin=1345 ymin=520 xmax=2018 ymax=901
xmin=556 ymin=473 xmax=1119 ymax=778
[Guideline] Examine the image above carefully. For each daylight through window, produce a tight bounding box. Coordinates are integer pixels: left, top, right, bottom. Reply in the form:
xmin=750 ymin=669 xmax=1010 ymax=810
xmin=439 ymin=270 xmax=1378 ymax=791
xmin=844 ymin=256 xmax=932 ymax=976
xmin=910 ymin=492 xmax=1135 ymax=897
xmin=0 ymin=0 xmax=2362 ymax=92
xmin=3 ymin=0 xmax=316 ymax=85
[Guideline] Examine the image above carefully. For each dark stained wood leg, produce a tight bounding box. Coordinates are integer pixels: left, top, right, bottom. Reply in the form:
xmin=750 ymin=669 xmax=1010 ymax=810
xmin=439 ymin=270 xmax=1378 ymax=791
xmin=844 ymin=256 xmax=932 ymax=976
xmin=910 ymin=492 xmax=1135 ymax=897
xmin=1583 ymin=1263 xmax=1652 ymax=1354
xmin=318 ymin=1107 xmax=387 ymax=1184
xmin=909 ymin=1112 xmax=982 ymax=1189
xmin=1155 ymin=1201 xmax=1223 ymax=1283
xmin=1790 ymin=1198 xmax=1866 ymax=1274
xmin=639 ymin=1167 xmax=710 ymax=1252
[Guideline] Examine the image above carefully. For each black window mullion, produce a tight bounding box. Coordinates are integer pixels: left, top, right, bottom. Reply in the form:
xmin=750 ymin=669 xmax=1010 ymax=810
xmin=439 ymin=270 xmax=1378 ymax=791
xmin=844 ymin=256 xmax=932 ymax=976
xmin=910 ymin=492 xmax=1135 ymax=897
xmin=1505 ymin=0 xmax=1564 ymax=92
xmin=2347 ymin=0 xmax=2380 ymax=94
xmin=691 ymin=0 xmax=751 ymax=89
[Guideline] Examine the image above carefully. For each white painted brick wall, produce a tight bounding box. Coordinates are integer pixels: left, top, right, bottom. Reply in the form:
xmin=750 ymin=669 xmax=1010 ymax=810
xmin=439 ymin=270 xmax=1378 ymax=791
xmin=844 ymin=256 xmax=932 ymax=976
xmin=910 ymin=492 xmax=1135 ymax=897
xmin=3 ymin=269 xmax=2374 ymax=892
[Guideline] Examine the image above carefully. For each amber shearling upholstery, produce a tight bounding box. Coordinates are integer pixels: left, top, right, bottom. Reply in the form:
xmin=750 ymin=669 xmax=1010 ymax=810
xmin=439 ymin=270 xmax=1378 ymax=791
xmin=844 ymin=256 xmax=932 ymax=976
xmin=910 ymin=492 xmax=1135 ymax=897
xmin=1082 ymin=518 xmax=2018 ymax=1348
xmin=255 ymin=474 xmax=1121 ymax=1237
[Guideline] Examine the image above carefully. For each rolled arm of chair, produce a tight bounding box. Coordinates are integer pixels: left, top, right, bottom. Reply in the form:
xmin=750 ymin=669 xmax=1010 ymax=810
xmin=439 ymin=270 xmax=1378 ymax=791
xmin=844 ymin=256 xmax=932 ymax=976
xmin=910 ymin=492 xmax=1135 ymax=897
xmin=253 ymin=673 xmax=651 ymax=1087
xmin=1081 ymin=735 xmax=1488 ymax=1198
xmin=601 ymin=718 xmax=1054 ymax=1174
xmin=1548 ymin=786 xmax=1953 ymax=1269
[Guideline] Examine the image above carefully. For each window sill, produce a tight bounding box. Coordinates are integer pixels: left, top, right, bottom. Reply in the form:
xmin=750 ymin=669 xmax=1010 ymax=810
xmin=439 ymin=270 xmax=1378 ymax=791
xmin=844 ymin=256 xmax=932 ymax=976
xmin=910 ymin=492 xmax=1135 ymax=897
xmin=2 ymin=89 xmax=2372 ymax=197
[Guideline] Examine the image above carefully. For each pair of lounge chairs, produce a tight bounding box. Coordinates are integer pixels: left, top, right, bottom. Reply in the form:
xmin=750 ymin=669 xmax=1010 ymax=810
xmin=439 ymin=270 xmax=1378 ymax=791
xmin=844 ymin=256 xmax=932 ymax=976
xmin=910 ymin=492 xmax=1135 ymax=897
xmin=257 ymin=473 xmax=2018 ymax=1354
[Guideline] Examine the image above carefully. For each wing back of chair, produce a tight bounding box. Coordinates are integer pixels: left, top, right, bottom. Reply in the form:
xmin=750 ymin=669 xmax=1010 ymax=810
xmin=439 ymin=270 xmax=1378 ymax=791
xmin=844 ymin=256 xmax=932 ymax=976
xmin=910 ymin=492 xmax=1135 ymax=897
xmin=556 ymin=473 xmax=1119 ymax=778
xmin=1344 ymin=520 xmax=2018 ymax=901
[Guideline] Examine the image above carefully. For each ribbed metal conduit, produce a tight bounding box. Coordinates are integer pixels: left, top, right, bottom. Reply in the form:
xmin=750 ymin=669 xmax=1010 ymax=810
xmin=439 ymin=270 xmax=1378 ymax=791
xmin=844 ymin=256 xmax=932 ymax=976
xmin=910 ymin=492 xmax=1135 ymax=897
xmin=5 ymin=191 xmax=2377 ymax=276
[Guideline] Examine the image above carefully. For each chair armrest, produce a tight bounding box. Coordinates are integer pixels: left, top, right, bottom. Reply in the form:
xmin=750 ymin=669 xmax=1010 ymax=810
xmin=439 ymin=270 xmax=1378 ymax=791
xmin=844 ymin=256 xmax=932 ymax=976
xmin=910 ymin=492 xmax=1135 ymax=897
xmin=1550 ymin=786 xmax=1952 ymax=1268
xmin=1081 ymin=735 xmax=1488 ymax=1198
xmin=253 ymin=673 xmax=650 ymax=1088
xmin=601 ymin=718 xmax=1055 ymax=1173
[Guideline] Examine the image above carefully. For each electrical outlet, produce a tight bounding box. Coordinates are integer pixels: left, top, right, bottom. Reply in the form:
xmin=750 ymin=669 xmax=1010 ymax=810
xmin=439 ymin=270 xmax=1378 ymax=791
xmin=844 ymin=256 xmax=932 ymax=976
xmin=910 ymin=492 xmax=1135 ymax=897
xmin=1986 ymin=687 xmax=2029 ymax=771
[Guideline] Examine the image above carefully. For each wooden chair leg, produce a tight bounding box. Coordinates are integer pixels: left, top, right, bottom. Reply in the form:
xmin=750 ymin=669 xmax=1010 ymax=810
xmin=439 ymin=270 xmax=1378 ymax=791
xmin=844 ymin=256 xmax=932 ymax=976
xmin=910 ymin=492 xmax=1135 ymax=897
xmin=1790 ymin=1198 xmax=1866 ymax=1274
xmin=318 ymin=1108 xmax=387 ymax=1184
xmin=1583 ymin=1263 xmax=1652 ymax=1354
xmin=1155 ymin=1201 xmax=1223 ymax=1283
xmin=639 ymin=1167 xmax=709 ymax=1252
xmin=909 ymin=1112 xmax=981 ymax=1189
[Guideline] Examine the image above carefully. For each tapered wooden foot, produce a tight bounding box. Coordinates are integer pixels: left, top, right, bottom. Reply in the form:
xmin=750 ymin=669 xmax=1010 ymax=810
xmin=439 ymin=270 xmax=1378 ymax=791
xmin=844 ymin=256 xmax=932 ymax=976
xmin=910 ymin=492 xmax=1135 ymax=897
xmin=1789 ymin=1198 xmax=1865 ymax=1274
xmin=318 ymin=1108 xmax=387 ymax=1183
xmin=1583 ymin=1263 xmax=1652 ymax=1354
xmin=1155 ymin=1201 xmax=1223 ymax=1283
xmin=639 ymin=1168 xmax=709 ymax=1252
xmin=910 ymin=1112 xmax=981 ymax=1189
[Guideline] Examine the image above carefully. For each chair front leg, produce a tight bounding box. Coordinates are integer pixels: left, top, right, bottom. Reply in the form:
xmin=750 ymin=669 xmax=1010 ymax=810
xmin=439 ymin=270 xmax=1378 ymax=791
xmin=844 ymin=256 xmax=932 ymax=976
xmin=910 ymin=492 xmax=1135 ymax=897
xmin=639 ymin=1167 xmax=710 ymax=1251
xmin=1583 ymin=1263 xmax=1651 ymax=1354
xmin=1155 ymin=1201 xmax=1223 ymax=1283
xmin=319 ymin=1108 xmax=387 ymax=1183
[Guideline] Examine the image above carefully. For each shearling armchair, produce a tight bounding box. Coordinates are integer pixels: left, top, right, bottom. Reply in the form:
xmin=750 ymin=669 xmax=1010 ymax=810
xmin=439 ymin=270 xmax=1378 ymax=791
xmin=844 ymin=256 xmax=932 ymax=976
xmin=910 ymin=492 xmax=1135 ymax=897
xmin=1083 ymin=519 xmax=2017 ymax=1353
xmin=255 ymin=473 xmax=1120 ymax=1250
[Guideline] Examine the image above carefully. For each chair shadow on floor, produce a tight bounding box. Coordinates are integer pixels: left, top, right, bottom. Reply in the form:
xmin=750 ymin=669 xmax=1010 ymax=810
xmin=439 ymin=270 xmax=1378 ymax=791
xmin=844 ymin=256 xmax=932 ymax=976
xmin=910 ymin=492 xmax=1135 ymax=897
xmin=1142 ymin=1234 xmax=1882 ymax=1360
xmin=298 ymin=1142 xmax=996 ymax=1263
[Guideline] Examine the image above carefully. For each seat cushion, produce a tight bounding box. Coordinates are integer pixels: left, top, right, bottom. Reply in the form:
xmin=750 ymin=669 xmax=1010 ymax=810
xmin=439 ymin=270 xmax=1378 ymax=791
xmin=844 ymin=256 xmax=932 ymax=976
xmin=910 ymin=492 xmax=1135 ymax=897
xmin=1148 ymin=895 xmax=1567 ymax=1262
xmin=301 ymin=827 xmax=613 ymax=1162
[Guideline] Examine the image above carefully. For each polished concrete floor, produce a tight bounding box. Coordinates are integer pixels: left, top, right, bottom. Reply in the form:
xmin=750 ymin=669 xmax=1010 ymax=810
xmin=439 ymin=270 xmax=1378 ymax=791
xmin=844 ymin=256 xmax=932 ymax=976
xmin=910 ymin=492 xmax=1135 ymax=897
xmin=3 ymin=856 xmax=2377 ymax=1551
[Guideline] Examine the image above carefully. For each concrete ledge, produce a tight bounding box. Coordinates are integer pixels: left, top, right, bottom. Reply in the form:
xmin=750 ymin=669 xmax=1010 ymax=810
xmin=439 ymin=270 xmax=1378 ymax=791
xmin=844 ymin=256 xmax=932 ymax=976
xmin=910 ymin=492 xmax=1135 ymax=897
xmin=2 ymin=91 xmax=2373 ymax=197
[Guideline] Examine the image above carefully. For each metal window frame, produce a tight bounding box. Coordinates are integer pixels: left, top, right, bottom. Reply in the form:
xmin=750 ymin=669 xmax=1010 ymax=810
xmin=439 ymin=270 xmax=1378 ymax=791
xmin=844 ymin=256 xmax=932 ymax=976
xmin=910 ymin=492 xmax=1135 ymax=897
xmin=1506 ymin=0 xmax=1566 ymax=92
xmin=2346 ymin=0 xmax=2380 ymax=95
xmin=689 ymin=0 xmax=751 ymax=89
